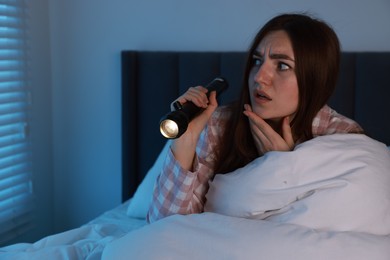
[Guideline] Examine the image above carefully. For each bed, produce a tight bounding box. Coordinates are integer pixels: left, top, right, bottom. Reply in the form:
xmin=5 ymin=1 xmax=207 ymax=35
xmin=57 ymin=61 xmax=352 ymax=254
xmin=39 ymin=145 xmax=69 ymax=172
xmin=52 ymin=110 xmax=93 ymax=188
xmin=1 ymin=51 xmax=390 ymax=259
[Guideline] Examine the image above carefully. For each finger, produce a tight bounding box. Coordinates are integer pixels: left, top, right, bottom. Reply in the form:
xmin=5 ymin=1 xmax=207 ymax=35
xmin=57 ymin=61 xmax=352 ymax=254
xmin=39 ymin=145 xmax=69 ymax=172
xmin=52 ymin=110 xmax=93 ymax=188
xmin=249 ymin=117 xmax=272 ymax=144
xmin=186 ymin=87 xmax=209 ymax=107
xmin=243 ymin=108 xmax=272 ymax=152
xmin=243 ymin=104 xmax=272 ymax=142
xmin=198 ymin=91 xmax=218 ymax=120
xmin=207 ymin=91 xmax=218 ymax=107
xmin=243 ymin=104 xmax=292 ymax=152
xmin=243 ymin=105 xmax=275 ymax=139
xmin=176 ymin=87 xmax=209 ymax=108
xmin=250 ymin=122 xmax=271 ymax=150
xmin=282 ymin=116 xmax=294 ymax=149
xmin=186 ymin=89 xmax=218 ymax=132
xmin=244 ymin=103 xmax=252 ymax=112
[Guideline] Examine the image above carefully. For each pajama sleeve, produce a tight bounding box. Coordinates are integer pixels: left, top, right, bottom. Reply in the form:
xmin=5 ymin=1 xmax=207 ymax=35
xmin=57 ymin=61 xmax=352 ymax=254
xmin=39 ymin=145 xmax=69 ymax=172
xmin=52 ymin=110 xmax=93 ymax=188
xmin=147 ymin=107 xmax=229 ymax=223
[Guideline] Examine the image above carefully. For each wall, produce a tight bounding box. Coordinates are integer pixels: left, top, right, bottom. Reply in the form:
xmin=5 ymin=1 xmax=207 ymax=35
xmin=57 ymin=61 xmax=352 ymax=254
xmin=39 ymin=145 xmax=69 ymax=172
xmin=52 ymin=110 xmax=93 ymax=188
xmin=38 ymin=0 xmax=390 ymax=235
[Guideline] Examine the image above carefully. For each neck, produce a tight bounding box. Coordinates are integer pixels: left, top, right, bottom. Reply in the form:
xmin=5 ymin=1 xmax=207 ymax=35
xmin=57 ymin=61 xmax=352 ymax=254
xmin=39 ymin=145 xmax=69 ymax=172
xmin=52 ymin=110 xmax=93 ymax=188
xmin=265 ymin=118 xmax=283 ymax=135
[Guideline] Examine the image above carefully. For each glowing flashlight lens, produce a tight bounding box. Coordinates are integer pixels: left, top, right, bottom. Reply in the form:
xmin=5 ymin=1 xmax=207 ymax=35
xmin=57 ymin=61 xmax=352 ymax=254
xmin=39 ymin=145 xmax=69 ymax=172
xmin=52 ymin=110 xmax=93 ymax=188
xmin=160 ymin=119 xmax=179 ymax=138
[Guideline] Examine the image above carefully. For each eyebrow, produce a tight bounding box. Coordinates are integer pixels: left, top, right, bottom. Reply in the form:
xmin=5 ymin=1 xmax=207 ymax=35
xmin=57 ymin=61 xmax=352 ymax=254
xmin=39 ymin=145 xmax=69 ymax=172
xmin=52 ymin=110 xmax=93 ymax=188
xmin=253 ymin=50 xmax=295 ymax=62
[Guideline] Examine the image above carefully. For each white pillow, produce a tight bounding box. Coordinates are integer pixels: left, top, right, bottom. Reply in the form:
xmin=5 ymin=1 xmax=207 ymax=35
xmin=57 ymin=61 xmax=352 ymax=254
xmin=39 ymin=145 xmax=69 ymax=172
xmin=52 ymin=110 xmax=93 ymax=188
xmin=126 ymin=140 xmax=171 ymax=219
xmin=125 ymin=140 xmax=389 ymax=220
xmin=205 ymin=134 xmax=390 ymax=235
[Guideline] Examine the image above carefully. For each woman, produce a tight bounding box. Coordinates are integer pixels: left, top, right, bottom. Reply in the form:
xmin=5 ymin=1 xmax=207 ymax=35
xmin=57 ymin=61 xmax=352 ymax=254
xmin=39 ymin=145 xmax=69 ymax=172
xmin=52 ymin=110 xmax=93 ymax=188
xmin=147 ymin=13 xmax=363 ymax=223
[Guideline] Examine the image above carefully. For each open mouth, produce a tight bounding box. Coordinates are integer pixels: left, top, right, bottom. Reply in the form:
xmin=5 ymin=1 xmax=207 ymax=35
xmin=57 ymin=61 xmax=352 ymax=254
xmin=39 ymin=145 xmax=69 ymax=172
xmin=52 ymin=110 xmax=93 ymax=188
xmin=255 ymin=90 xmax=272 ymax=101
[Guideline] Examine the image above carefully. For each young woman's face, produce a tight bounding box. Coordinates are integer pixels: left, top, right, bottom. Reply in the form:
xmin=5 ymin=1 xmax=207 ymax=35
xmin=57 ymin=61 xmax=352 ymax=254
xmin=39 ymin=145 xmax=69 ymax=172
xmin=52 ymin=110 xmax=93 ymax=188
xmin=248 ymin=30 xmax=299 ymax=124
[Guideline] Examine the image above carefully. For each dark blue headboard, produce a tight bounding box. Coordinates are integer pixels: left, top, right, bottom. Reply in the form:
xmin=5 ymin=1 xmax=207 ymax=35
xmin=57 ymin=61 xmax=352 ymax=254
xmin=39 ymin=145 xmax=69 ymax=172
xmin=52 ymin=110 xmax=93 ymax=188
xmin=121 ymin=51 xmax=390 ymax=201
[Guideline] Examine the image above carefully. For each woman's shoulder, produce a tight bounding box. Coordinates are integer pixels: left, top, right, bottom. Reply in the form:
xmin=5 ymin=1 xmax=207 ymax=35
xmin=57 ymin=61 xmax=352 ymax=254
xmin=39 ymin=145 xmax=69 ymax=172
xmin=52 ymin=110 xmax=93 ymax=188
xmin=214 ymin=105 xmax=233 ymax=117
xmin=312 ymin=105 xmax=364 ymax=136
xmin=203 ymin=105 xmax=234 ymax=139
xmin=210 ymin=105 xmax=233 ymax=125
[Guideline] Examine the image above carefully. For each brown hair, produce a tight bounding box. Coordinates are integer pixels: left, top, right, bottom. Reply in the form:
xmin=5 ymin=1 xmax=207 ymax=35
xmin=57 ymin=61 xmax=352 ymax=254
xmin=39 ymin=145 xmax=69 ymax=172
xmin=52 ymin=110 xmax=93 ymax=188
xmin=214 ymin=13 xmax=341 ymax=174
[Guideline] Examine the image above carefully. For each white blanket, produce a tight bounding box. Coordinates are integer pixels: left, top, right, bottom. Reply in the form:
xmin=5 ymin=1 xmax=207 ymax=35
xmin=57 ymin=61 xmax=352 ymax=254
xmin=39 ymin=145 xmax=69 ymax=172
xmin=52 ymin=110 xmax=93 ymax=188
xmin=103 ymin=134 xmax=390 ymax=260
xmin=0 ymin=201 xmax=146 ymax=260
xmin=103 ymin=213 xmax=390 ymax=260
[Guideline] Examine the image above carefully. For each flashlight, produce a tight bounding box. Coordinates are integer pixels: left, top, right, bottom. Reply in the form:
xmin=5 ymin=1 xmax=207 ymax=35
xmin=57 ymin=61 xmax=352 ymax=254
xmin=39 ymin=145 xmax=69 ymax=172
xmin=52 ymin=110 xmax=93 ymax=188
xmin=159 ymin=77 xmax=229 ymax=139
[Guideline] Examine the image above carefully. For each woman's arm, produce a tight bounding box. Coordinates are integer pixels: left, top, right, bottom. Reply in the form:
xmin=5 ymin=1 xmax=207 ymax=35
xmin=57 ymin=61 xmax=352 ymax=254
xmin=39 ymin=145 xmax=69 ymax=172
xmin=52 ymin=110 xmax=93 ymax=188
xmin=147 ymin=126 xmax=215 ymax=223
xmin=147 ymin=108 xmax=228 ymax=223
xmin=146 ymin=87 xmax=219 ymax=223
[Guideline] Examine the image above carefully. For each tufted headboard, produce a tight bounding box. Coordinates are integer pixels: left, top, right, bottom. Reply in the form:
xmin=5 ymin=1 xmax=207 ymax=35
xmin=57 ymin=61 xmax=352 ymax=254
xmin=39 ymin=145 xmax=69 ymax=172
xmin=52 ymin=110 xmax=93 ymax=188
xmin=121 ymin=51 xmax=390 ymax=201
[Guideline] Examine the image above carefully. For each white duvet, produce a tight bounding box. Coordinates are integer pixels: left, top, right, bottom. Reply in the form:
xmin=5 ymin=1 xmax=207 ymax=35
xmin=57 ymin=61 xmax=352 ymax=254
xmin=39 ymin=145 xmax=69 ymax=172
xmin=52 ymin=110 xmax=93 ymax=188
xmin=0 ymin=201 xmax=146 ymax=260
xmin=103 ymin=134 xmax=390 ymax=260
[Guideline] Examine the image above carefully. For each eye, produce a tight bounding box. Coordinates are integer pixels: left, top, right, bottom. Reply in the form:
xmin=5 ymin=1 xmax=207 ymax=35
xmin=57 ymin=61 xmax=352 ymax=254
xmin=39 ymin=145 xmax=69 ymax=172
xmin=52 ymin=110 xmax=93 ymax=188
xmin=277 ymin=62 xmax=291 ymax=71
xmin=251 ymin=56 xmax=263 ymax=67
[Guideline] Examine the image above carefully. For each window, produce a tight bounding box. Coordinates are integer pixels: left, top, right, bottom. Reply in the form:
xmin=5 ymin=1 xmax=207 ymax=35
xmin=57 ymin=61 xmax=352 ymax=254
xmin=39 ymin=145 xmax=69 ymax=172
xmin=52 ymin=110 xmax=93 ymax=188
xmin=0 ymin=0 xmax=33 ymax=244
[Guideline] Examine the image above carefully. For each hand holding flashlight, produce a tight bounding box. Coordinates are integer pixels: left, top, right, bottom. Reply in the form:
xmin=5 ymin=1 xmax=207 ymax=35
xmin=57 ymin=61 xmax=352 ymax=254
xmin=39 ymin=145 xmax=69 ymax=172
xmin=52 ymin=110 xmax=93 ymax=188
xmin=160 ymin=77 xmax=229 ymax=139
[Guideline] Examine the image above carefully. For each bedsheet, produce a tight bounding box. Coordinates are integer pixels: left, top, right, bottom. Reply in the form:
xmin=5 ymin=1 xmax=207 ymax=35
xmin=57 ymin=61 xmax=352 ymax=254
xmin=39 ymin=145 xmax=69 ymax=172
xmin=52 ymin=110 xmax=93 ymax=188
xmin=103 ymin=134 xmax=390 ymax=260
xmin=103 ymin=212 xmax=390 ymax=260
xmin=0 ymin=200 xmax=146 ymax=260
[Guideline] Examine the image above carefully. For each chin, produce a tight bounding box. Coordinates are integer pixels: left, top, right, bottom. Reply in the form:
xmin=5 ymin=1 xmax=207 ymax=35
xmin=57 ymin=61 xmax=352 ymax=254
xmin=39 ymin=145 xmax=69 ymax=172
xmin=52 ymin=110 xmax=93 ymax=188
xmin=252 ymin=108 xmax=273 ymax=120
xmin=252 ymin=107 xmax=295 ymax=122
xmin=253 ymin=110 xmax=284 ymax=124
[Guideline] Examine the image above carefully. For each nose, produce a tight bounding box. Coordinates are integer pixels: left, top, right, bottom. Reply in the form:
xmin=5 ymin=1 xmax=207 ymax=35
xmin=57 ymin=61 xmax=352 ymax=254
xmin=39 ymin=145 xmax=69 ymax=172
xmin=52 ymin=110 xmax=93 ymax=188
xmin=253 ymin=61 xmax=272 ymax=87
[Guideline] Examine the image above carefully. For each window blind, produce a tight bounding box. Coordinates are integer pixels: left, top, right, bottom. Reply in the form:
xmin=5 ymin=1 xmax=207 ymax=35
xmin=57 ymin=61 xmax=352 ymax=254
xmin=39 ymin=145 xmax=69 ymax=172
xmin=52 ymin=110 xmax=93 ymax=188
xmin=0 ymin=0 xmax=33 ymax=244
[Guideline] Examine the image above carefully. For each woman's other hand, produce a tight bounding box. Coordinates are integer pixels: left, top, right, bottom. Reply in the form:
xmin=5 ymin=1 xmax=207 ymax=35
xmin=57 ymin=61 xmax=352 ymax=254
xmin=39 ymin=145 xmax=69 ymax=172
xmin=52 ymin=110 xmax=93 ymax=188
xmin=243 ymin=104 xmax=294 ymax=155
